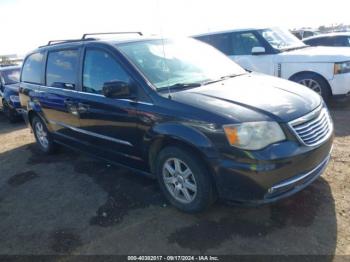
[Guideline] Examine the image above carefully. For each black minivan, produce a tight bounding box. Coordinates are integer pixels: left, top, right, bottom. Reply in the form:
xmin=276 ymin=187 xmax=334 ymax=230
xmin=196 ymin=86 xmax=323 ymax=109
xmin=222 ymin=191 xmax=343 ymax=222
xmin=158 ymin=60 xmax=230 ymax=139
xmin=19 ymin=33 xmax=333 ymax=212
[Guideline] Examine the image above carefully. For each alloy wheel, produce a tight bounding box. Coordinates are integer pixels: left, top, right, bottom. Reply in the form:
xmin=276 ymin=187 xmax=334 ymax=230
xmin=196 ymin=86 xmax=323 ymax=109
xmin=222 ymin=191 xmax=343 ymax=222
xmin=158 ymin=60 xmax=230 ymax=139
xmin=162 ymin=158 xmax=197 ymax=204
xmin=298 ymin=79 xmax=322 ymax=95
xmin=35 ymin=121 xmax=49 ymax=149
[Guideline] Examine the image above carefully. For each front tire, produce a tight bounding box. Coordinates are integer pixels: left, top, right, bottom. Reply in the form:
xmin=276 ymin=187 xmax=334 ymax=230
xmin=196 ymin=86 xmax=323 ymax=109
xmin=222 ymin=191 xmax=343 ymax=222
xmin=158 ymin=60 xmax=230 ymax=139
xmin=32 ymin=116 xmax=56 ymax=154
xmin=155 ymin=146 xmax=216 ymax=213
xmin=291 ymin=73 xmax=331 ymax=102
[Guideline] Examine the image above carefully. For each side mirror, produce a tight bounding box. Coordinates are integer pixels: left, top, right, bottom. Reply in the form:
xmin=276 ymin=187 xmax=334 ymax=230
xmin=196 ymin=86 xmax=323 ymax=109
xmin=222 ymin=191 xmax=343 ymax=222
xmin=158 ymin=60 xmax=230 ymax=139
xmin=103 ymin=81 xmax=133 ymax=99
xmin=251 ymin=46 xmax=266 ymax=55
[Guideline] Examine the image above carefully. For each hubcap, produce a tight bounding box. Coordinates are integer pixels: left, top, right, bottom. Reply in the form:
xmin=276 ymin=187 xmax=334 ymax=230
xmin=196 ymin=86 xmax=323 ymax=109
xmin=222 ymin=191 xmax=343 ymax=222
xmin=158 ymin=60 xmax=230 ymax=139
xmin=298 ymin=79 xmax=322 ymax=95
xmin=35 ymin=122 xmax=49 ymax=149
xmin=162 ymin=158 xmax=197 ymax=204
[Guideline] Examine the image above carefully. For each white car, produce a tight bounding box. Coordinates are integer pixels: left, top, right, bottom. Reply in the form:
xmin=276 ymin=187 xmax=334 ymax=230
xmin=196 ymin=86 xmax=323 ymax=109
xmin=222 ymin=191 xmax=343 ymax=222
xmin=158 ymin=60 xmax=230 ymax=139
xmin=194 ymin=28 xmax=350 ymax=101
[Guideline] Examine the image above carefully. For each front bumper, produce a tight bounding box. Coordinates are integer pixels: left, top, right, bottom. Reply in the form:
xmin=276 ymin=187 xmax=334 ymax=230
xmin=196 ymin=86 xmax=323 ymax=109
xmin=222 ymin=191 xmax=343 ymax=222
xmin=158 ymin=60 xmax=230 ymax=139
xmin=329 ymin=72 xmax=350 ymax=96
xmin=7 ymin=100 xmax=24 ymax=116
xmin=209 ymin=134 xmax=333 ymax=204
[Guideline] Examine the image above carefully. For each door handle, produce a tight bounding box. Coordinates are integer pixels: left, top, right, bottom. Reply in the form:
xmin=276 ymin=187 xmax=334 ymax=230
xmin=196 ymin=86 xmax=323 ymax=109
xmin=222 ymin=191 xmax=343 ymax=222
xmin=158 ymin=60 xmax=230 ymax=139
xmin=64 ymin=99 xmax=79 ymax=116
xmin=77 ymin=103 xmax=89 ymax=113
xmin=64 ymin=98 xmax=74 ymax=106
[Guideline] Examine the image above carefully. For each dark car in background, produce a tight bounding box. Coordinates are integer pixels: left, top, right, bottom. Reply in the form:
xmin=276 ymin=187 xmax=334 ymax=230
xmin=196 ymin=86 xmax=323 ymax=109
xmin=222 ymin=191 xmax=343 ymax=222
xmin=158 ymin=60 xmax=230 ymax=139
xmin=292 ymin=29 xmax=320 ymax=40
xmin=19 ymin=33 xmax=333 ymax=212
xmin=0 ymin=66 xmax=22 ymax=122
xmin=304 ymin=33 xmax=350 ymax=47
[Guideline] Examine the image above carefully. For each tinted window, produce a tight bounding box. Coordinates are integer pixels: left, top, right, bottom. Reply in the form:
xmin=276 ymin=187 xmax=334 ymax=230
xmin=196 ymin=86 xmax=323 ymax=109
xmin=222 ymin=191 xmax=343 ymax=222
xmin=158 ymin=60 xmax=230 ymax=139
xmin=21 ymin=52 xmax=44 ymax=84
xmin=305 ymin=36 xmax=348 ymax=47
xmin=205 ymin=33 xmax=231 ymax=55
xmin=304 ymin=38 xmax=321 ymax=46
xmin=46 ymin=50 xmax=79 ymax=89
xmin=231 ymin=32 xmax=262 ymax=55
xmin=303 ymin=31 xmax=315 ymax=38
xmin=83 ymin=49 xmax=130 ymax=94
xmin=202 ymin=32 xmax=263 ymax=56
xmin=345 ymin=37 xmax=350 ymax=46
xmin=331 ymin=36 xmax=349 ymax=46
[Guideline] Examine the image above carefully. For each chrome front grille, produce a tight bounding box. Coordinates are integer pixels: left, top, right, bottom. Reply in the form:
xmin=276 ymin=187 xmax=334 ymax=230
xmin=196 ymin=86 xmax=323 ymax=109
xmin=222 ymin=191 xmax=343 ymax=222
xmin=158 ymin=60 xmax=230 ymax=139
xmin=289 ymin=106 xmax=333 ymax=146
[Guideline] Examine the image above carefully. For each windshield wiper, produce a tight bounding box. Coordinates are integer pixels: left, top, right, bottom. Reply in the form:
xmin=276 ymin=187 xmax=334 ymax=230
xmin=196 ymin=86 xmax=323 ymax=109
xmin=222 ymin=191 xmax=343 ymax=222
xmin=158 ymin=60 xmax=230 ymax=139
xmin=203 ymin=73 xmax=245 ymax=85
xmin=158 ymin=82 xmax=202 ymax=92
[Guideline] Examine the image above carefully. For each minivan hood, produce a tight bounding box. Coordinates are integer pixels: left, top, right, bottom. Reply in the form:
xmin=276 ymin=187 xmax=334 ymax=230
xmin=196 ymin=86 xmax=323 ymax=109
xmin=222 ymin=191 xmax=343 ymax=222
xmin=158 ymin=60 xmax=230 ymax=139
xmin=279 ymin=46 xmax=350 ymax=62
xmin=172 ymin=74 xmax=321 ymax=123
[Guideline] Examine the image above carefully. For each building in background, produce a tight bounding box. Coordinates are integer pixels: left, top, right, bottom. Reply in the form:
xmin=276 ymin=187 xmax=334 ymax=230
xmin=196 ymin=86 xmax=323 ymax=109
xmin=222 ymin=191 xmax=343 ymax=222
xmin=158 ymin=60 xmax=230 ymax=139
xmin=0 ymin=54 xmax=23 ymax=67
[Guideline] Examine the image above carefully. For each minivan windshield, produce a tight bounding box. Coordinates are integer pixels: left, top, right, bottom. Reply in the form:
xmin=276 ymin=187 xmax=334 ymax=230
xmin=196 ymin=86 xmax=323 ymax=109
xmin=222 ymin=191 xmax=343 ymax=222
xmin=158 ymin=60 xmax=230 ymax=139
xmin=258 ymin=28 xmax=307 ymax=51
xmin=2 ymin=68 xmax=20 ymax=85
xmin=118 ymin=38 xmax=246 ymax=90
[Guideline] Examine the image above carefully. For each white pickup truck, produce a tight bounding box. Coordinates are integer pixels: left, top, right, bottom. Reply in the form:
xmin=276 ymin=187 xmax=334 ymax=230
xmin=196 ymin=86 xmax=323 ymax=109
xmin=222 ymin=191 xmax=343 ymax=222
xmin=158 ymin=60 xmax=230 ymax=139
xmin=194 ymin=28 xmax=350 ymax=102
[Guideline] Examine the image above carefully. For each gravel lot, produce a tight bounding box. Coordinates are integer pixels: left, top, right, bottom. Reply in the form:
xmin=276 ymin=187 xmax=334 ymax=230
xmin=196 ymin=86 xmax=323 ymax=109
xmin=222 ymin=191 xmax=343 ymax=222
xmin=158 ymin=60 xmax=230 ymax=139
xmin=0 ymin=104 xmax=349 ymax=256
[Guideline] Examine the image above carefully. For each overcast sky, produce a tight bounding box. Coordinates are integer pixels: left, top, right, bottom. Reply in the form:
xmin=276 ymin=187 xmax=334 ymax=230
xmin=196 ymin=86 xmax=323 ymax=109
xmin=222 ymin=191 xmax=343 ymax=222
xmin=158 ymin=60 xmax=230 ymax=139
xmin=1 ymin=0 xmax=350 ymax=55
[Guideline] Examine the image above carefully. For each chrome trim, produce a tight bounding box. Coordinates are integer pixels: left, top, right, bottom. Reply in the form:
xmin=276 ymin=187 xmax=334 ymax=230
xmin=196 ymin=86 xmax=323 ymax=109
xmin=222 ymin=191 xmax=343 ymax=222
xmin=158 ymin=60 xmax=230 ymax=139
xmin=48 ymin=120 xmax=133 ymax=147
xmin=40 ymin=85 xmax=154 ymax=106
xmin=269 ymin=153 xmax=331 ymax=193
xmin=289 ymin=105 xmax=323 ymax=126
xmin=288 ymin=106 xmax=333 ymax=147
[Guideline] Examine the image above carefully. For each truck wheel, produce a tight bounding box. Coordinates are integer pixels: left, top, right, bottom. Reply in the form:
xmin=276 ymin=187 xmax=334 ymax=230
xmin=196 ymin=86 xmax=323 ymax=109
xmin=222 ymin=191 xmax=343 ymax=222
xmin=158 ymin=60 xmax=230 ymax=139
xmin=155 ymin=146 xmax=216 ymax=213
xmin=32 ymin=116 xmax=56 ymax=154
xmin=291 ymin=73 xmax=331 ymax=102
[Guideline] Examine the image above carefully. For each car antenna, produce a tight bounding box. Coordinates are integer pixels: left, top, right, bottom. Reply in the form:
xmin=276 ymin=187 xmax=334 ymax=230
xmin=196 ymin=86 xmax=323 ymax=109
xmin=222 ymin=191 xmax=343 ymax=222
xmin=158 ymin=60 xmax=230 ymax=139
xmin=157 ymin=0 xmax=172 ymax=99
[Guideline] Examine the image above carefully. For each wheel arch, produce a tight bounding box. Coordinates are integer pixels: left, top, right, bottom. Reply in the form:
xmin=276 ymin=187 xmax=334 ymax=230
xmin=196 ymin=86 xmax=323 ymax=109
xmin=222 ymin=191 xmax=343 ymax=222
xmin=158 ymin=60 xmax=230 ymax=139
xmin=288 ymin=71 xmax=333 ymax=95
xmin=147 ymin=135 xmax=219 ymax=194
xmin=145 ymin=123 xmax=219 ymax=182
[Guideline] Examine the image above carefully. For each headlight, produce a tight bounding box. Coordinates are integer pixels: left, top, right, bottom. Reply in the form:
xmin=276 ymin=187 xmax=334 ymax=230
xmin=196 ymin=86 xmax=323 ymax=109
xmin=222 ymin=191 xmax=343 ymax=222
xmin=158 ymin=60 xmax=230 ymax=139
xmin=9 ymin=95 xmax=20 ymax=103
xmin=223 ymin=121 xmax=286 ymax=150
xmin=334 ymin=61 xmax=350 ymax=74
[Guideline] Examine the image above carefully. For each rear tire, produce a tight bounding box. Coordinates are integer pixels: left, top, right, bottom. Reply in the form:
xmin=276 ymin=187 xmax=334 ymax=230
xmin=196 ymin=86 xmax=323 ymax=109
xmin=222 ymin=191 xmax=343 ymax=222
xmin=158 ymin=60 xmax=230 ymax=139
xmin=155 ymin=146 xmax=216 ymax=213
xmin=32 ymin=116 xmax=56 ymax=154
xmin=290 ymin=73 xmax=331 ymax=102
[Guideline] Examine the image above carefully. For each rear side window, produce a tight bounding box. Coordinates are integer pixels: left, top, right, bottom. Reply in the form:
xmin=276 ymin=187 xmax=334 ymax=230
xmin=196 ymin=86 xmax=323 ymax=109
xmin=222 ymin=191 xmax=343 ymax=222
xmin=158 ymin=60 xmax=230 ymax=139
xmin=46 ymin=50 xmax=79 ymax=89
xmin=21 ymin=52 xmax=44 ymax=84
xmin=83 ymin=49 xmax=130 ymax=94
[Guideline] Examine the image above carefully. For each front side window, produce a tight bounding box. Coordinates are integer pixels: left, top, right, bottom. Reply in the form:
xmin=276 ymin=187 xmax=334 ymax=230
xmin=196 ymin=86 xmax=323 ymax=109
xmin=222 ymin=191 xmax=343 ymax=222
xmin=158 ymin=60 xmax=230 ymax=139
xmin=118 ymin=38 xmax=246 ymax=90
xmin=21 ymin=52 xmax=44 ymax=84
xmin=231 ymin=32 xmax=262 ymax=55
xmin=83 ymin=49 xmax=130 ymax=94
xmin=2 ymin=68 xmax=20 ymax=85
xmin=46 ymin=50 xmax=79 ymax=89
xmin=207 ymin=33 xmax=232 ymax=55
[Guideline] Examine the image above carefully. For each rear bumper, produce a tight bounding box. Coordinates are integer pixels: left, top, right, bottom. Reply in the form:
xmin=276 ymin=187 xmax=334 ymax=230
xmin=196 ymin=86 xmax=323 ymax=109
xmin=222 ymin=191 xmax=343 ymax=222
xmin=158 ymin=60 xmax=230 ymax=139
xmin=209 ymin=134 xmax=333 ymax=204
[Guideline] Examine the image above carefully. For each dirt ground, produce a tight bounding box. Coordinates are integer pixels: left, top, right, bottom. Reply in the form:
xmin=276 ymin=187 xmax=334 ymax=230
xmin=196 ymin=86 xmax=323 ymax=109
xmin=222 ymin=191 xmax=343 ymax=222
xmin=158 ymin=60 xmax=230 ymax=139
xmin=0 ymin=103 xmax=349 ymax=257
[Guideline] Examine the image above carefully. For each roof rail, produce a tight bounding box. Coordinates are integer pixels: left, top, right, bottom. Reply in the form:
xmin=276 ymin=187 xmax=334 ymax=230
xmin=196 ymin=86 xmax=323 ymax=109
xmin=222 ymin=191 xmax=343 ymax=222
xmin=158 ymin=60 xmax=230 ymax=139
xmin=39 ymin=37 xmax=97 ymax=48
xmin=41 ymin=32 xmax=142 ymax=48
xmin=47 ymin=39 xmax=81 ymax=45
xmin=82 ymin=32 xmax=143 ymax=39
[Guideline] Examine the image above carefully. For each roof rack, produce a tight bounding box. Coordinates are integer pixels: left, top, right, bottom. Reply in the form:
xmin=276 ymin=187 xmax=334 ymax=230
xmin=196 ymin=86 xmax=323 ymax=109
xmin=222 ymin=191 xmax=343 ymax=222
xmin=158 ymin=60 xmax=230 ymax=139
xmin=42 ymin=32 xmax=143 ymax=48
xmin=82 ymin=32 xmax=143 ymax=39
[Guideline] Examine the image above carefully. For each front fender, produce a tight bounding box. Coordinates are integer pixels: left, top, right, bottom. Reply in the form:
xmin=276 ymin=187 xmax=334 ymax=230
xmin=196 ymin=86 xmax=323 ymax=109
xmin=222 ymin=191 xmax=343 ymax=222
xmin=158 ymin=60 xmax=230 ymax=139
xmin=145 ymin=122 xmax=219 ymax=159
